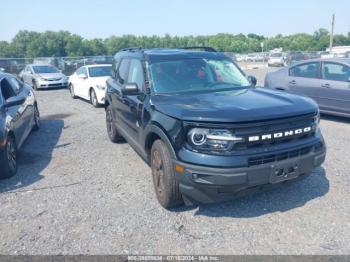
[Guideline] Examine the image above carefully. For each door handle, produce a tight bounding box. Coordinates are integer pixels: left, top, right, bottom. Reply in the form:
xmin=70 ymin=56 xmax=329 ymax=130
xmin=321 ymin=83 xmax=331 ymax=88
xmin=289 ymin=80 xmax=296 ymax=85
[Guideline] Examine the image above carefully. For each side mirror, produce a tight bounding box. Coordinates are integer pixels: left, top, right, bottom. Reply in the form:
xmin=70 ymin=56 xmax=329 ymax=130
xmin=0 ymin=68 xmax=4 ymax=72
xmin=4 ymin=97 xmax=25 ymax=108
xmin=247 ymin=75 xmax=257 ymax=86
xmin=78 ymin=74 xmax=87 ymax=79
xmin=348 ymin=77 xmax=350 ymax=82
xmin=122 ymin=83 xmax=140 ymax=96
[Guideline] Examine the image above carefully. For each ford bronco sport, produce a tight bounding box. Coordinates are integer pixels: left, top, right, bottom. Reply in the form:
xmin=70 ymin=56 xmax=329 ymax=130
xmin=105 ymin=47 xmax=326 ymax=209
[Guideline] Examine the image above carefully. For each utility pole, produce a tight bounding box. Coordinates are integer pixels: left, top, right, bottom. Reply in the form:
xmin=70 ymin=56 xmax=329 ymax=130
xmin=329 ymin=14 xmax=335 ymax=52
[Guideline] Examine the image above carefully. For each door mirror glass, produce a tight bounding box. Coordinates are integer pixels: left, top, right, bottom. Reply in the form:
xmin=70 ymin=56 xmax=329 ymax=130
xmin=122 ymin=83 xmax=140 ymax=96
xmin=247 ymin=75 xmax=257 ymax=86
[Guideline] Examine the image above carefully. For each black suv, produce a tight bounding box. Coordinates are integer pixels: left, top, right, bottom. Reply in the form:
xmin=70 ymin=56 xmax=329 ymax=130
xmin=105 ymin=47 xmax=326 ymax=209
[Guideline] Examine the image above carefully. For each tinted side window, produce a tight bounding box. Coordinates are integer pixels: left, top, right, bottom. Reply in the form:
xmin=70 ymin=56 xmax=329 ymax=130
xmin=290 ymin=62 xmax=319 ymax=78
xmin=323 ymin=62 xmax=350 ymax=82
xmin=0 ymin=78 xmax=16 ymax=100
xmin=8 ymin=77 xmax=22 ymax=94
xmin=128 ymin=59 xmax=144 ymax=90
xmin=117 ymin=59 xmax=130 ymax=84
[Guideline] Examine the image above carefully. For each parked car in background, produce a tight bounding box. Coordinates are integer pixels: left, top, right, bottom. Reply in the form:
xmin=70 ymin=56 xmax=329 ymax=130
xmin=68 ymin=64 xmax=112 ymax=107
xmin=320 ymin=52 xmax=335 ymax=59
xmin=285 ymin=51 xmax=305 ymax=65
xmin=304 ymin=52 xmax=321 ymax=60
xmin=268 ymin=53 xmax=285 ymax=67
xmin=0 ymin=72 xmax=40 ymax=178
xmin=19 ymin=64 xmax=68 ymax=90
xmin=265 ymin=58 xmax=350 ymax=117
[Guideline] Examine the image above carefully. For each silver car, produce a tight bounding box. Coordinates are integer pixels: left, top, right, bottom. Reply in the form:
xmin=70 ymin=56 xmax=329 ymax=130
xmin=268 ymin=53 xmax=285 ymax=67
xmin=19 ymin=64 xmax=68 ymax=90
xmin=265 ymin=58 xmax=350 ymax=117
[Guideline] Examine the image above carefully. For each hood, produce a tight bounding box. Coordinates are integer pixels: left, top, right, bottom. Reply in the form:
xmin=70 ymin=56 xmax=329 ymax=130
xmin=88 ymin=76 xmax=109 ymax=86
xmin=37 ymin=73 xmax=64 ymax=80
xmin=151 ymin=88 xmax=317 ymax=123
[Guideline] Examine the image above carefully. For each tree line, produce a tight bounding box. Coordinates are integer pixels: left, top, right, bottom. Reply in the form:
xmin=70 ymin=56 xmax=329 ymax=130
xmin=0 ymin=29 xmax=350 ymax=58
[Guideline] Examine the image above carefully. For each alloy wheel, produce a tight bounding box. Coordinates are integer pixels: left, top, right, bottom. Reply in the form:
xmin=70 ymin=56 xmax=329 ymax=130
xmin=152 ymin=149 xmax=165 ymax=196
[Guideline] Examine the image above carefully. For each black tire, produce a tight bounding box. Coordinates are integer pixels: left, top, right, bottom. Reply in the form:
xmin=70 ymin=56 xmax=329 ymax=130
xmin=0 ymin=135 xmax=17 ymax=179
xmin=105 ymin=105 xmax=123 ymax=143
xmin=90 ymin=89 xmax=99 ymax=108
xmin=151 ymin=140 xmax=183 ymax=209
xmin=33 ymin=80 xmax=38 ymax=91
xmin=32 ymin=104 xmax=40 ymax=131
xmin=69 ymin=84 xmax=77 ymax=99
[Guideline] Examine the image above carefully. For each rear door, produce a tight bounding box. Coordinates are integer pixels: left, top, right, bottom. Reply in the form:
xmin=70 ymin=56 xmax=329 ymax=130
xmin=319 ymin=61 xmax=350 ymax=114
xmin=288 ymin=62 xmax=322 ymax=103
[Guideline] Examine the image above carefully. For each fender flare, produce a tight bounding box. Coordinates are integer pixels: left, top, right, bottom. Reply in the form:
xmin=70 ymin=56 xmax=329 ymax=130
xmin=145 ymin=124 xmax=177 ymax=160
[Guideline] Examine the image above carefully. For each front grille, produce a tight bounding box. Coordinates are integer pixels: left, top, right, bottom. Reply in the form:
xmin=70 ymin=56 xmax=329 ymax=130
xmin=231 ymin=114 xmax=317 ymax=151
xmin=248 ymin=146 xmax=312 ymax=166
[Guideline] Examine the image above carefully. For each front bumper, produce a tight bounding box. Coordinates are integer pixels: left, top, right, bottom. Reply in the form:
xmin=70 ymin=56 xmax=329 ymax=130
xmin=174 ymin=142 xmax=326 ymax=205
xmin=37 ymin=79 xmax=68 ymax=89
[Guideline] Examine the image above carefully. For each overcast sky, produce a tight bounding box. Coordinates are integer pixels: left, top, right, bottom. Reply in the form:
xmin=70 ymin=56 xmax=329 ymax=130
xmin=0 ymin=0 xmax=349 ymax=41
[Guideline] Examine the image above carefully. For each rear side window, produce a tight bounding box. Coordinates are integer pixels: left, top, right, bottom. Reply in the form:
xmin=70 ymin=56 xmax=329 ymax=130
xmin=289 ymin=62 xmax=319 ymax=78
xmin=117 ymin=59 xmax=130 ymax=84
xmin=323 ymin=62 xmax=350 ymax=82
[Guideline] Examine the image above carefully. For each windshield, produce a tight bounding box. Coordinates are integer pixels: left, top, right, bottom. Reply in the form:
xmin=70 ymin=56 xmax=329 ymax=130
xmin=270 ymin=53 xmax=282 ymax=57
xmin=88 ymin=66 xmax=112 ymax=77
xmin=32 ymin=65 xmax=59 ymax=74
xmin=149 ymin=59 xmax=250 ymax=94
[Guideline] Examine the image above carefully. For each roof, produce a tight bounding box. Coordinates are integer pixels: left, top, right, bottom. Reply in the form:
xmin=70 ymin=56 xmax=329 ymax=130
xmin=117 ymin=48 xmax=228 ymax=63
xmin=83 ymin=64 xmax=112 ymax=68
xmin=291 ymin=58 xmax=350 ymax=66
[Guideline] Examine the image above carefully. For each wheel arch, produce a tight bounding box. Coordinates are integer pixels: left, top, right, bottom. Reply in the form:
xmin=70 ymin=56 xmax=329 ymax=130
xmin=144 ymin=125 xmax=177 ymax=163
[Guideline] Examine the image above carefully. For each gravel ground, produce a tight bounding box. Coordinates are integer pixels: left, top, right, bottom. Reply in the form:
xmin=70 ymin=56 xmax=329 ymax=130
xmin=0 ymin=69 xmax=349 ymax=255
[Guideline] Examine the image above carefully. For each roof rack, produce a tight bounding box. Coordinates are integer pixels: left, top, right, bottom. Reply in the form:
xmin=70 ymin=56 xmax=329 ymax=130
xmin=120 ymin=47 xmax=143 ymax=52
xmin=180 ymin=46 xmax=217 ymax=52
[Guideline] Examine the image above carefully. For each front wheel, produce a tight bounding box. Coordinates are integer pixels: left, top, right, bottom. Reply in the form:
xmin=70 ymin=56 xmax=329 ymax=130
xmin=32 ymin=104 xmax=40 ymax=131
xmin=32 ymin=81 xmax=38 ymax=91
xmin=151 ymin=140 xmax=183 ymax=209
xmin=90 ymin=89 xmax=99 ymax=108
xmin=0 ymin=136 xmax=17 ymax=179
xmin=69 ymin=84 xmax=77 ymax=99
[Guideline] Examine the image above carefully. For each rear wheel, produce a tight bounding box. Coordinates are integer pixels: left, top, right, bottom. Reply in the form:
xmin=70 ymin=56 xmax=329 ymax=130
xmin=90 ymin=89 xmax=99 ymax=108
xmin=151 ymin=140 xmax=183 ymax=209
xmin=105 ymin=105 xmax=123 ymax=143
xmin=0 ymin=135 xmax=17 ymax=179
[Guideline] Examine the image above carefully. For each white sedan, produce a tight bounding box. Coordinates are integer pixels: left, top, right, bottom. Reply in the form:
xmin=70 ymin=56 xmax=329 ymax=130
xmin=68 ymin=64 xmax=112 ymax=107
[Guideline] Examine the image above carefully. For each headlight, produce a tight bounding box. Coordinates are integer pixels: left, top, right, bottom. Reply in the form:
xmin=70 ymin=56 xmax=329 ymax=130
xmin=187 ymin=128 xmax=244 ymax=153
xmin=96 ymin=84 xmax=105 ymax=90
xmin=37 ymin=75 xmax=46 ymax=81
